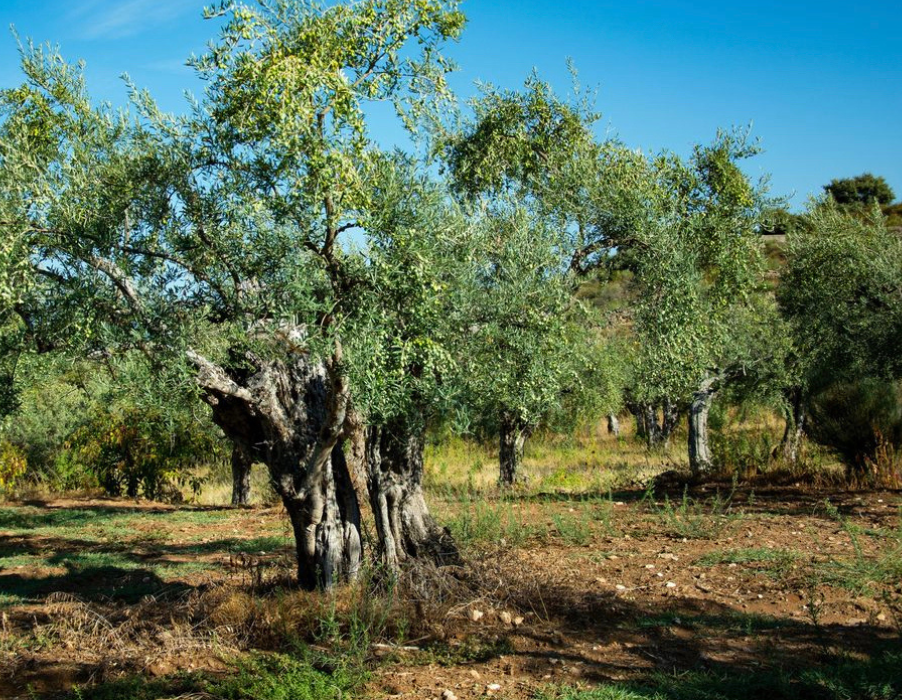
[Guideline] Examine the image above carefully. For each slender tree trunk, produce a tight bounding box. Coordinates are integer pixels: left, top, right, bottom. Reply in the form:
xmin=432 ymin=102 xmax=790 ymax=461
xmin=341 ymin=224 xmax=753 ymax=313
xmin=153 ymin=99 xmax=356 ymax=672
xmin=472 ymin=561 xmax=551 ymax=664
xmin=125 ymin=446 xmax=139 ymax=498
xmin=188 ymin=348 xmax=362 ymax=590
xmin=607 ymin=413 xmax=620 ymax=437
xmin=660 ymin=398 xmax=680 ymax=448
xmin=366 ymin=422 xmax=460 ymax=574
xmin=499 ymin=413 xmax=530 ymax=487
xmin=644 ymin=404 xmax=663 ymax=448
xmin=628 ymin=402 xmax=647 ymax=441
xmin=780 ymin=387 xmax=806 ymax=465
xmin=688 ymin=376 xmax=718 ymax=478
xmin=231 ymin=442 xmax=252 ymax=506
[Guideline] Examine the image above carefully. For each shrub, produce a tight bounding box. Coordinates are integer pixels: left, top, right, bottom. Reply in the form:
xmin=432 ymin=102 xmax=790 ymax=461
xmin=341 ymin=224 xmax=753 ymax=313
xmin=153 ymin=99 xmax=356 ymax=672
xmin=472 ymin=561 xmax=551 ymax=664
xmin=65 ymin=407 xmax=223 ymax=500
xmin=807 ymin=378 xmax=902 ymax=484
xmin=0 ymin=439 xmax=26 ymax=491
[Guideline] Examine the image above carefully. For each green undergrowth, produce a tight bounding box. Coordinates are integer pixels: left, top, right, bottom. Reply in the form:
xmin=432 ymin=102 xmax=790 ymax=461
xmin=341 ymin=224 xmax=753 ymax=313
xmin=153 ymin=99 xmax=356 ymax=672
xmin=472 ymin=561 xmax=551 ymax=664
xmin=645 ymin=483 xmax=742 ymax=540
xmin=696 ymin=547 xmax=802 ymax=579
xmin=0 ymin=504 xmax=291 ymax=606
xmin=816 ymin=501 xmax=902 ymax=595
xmin=62 ymin=651 xmax=364 ymax=700
xmin=443 ymin=495 xmax=545 ymax=548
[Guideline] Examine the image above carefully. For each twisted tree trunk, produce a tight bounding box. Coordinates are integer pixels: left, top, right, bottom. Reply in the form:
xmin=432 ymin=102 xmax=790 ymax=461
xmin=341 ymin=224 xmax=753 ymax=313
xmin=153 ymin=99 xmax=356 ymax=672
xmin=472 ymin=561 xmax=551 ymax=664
xmin=499 ymin=413 xmax=531 ymax=487
xmin=188 ymin=349 xmax=362 ymax=590
xmin=365 ymin=422 xmax=460 ymax=574
xmin=231 ymin=442 xmax=253 ymax=506
xmin=688 ymin=376 xmax=719 ymax=478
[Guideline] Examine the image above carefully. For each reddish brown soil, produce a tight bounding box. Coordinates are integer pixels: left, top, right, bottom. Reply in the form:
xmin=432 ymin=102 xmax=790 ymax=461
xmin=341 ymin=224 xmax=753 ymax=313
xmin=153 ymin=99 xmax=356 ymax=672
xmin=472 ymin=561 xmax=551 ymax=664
xmin=0 ymin=487 xmax=900 ymax=699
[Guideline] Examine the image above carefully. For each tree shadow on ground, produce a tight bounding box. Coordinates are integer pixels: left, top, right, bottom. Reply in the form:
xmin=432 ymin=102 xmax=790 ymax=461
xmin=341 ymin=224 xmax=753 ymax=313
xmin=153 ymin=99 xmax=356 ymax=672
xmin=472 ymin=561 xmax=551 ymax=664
xmin=499 ymin=574 xmax=901 ymax=694
xmin=0 ymin=566 xmax=186 ymax=604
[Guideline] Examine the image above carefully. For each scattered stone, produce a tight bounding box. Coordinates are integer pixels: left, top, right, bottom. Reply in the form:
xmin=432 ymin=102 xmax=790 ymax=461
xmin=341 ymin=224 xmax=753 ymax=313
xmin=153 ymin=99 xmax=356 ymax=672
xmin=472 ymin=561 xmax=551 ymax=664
xmin=499 ymin=611 xmax=513 ymax=625
xmin=513 ymin=615 xmax=524 ymax=626
xmin=468 ymin=609 xmax=484 ymax=622
xmin=442 ymin=690 xmax=458 ymax=700
xmin=665 ymin=582 xmax=677 ymax=589
xmin=615 ymin=584 xmax=627 ymax=591
xmin=487 ymin=683 xmax=502 ymax=691
xmin=645 ymin=564 xmax=656 ymax=569
xmin=469 ymin=670 xmax=480 ymax=679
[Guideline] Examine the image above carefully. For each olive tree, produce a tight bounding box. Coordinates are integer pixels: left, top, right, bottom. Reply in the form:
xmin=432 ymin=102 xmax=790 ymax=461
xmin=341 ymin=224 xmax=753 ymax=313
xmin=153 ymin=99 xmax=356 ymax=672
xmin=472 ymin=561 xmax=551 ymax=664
xmin=628 ymin=130 xmax=784 ymax=477
xmin=347 ymin=155 xmax=466 ymax=571
xmin=778 ymin=200 xmax=902 ymax=477
xmin=0 ymin=0 xmax=466 ymax=589
xmin=452 ymin=203 xmax=617 ymax=486
xmin=441 ymin=76 xmax=634 ymax=481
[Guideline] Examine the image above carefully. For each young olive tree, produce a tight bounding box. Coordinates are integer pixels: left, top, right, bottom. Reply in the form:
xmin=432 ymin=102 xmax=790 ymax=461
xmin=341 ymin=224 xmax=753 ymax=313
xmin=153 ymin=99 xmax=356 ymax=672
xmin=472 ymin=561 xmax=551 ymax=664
xmin=452 ymin=204 xmax=619 ymax=486
xmin=441 ymin=76 xmax=634 ymax=482
xmin=628 ymin=130 xmax=784 ymax=477
xmin=0 ymin=0 xmax=465 ymax=589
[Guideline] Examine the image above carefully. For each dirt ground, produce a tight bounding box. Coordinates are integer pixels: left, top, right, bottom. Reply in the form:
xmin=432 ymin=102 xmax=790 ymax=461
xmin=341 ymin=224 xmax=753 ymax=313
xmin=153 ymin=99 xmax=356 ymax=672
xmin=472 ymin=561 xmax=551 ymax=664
xmin=1 ymin=485 xmax=900 ymax=699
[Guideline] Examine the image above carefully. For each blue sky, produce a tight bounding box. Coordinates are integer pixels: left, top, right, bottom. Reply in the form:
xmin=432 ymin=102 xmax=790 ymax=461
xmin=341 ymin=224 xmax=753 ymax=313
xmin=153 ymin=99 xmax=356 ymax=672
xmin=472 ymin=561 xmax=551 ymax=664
xmin=2 ymin=0 xmax=900 ymax=209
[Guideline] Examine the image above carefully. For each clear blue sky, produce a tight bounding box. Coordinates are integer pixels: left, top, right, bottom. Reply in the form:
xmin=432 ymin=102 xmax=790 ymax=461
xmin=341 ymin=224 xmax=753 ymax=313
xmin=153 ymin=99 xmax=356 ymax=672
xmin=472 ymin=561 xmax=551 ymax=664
xmin=2 ymin=0 xmax=900 ymax=209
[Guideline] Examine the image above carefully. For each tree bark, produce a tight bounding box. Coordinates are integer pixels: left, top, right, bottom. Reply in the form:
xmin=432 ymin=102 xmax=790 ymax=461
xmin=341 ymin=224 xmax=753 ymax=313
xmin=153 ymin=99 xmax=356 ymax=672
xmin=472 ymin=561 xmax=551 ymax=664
xmin=231 ymin=442 xmax=253 ymax=506
xmin=780 ymin=387 xmax=806 ymax=465
xmin=365 ymin=422 xmax=460 ymax=574
xmin=628 ymin=402 xmax=648 ymax=441
xmin=188 ymin=349 xmax=362 ymax=590
xmin=660 ymin=398 xmax=681 ymax=448
xmin=499 ymin=413 xmax=530 ymax=487
xmin=342 ymin=406 xmax=370 ymax=506
xmin=607 ymin=413 xmax=620 ymax=437
xmin=688 ymin=376 xmax=718 ymax=478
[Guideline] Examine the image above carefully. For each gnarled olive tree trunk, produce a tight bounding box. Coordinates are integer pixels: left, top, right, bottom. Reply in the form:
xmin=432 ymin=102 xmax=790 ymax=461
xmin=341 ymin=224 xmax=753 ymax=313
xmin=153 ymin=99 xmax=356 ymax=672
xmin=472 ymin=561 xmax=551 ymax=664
xmin=499 ymin=413 xmax=531 ymax=487
xmin=688 ymin=376 xmax=719 ymax=478
xmin=365 ymin=422 xmax=459 ymax=574
xmin=231 ymin=442 xmax=253 ymax=506
xmin=188 ymin=350 xmax=362 ymax=590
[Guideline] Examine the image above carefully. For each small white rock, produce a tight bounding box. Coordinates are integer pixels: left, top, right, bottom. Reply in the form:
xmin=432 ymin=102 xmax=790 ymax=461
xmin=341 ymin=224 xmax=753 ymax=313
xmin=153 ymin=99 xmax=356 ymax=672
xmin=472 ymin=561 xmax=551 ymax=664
xmin=665 ymin=582 xmax=677 ymax=588
xmin=468 ymin=609 xmax=484 ymax=622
